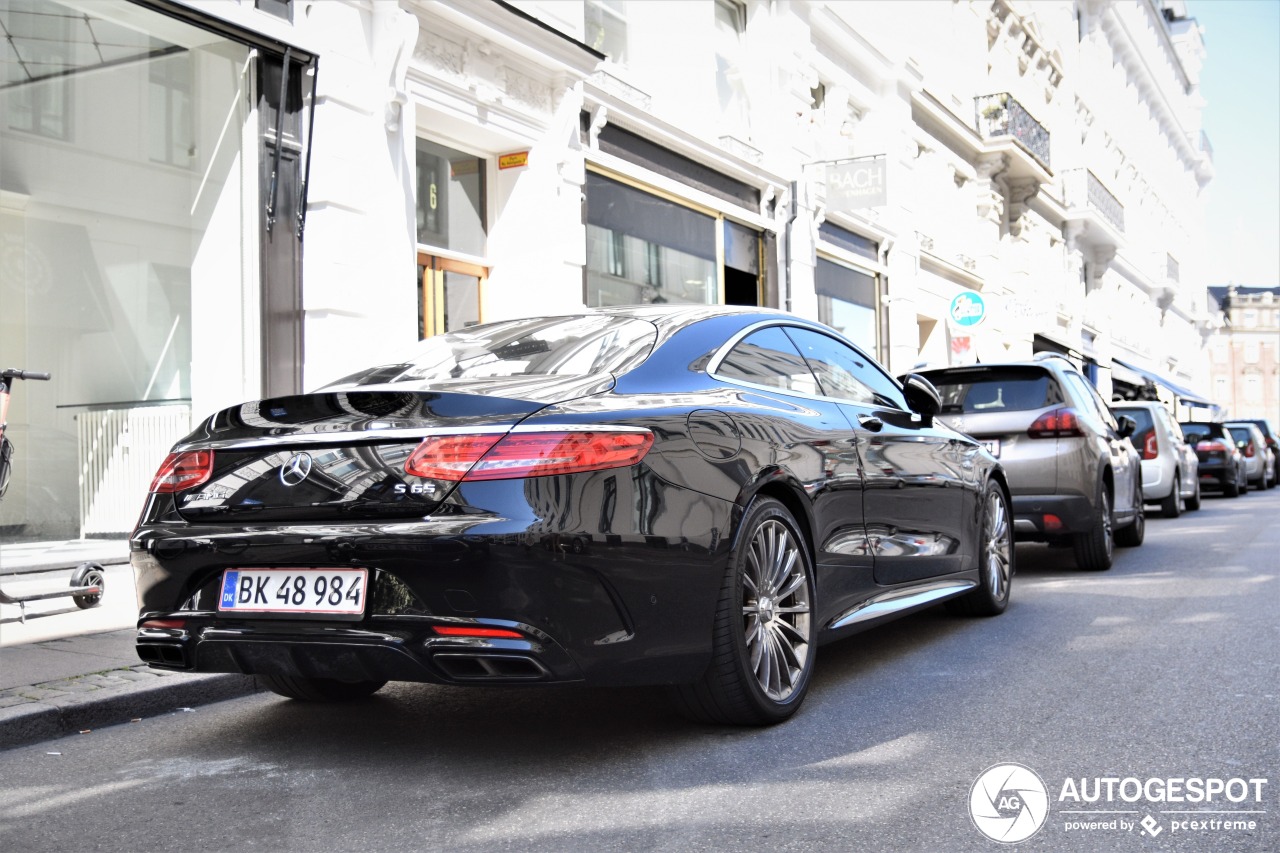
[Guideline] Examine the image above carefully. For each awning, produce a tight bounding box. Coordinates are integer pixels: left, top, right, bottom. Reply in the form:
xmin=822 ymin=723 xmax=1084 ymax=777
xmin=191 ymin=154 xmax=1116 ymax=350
xmin=1113 ymin=359 xmax=1213 ymax=407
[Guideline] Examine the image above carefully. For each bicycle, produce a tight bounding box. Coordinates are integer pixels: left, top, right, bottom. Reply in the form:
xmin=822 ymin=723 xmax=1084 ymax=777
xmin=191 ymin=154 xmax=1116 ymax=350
xmin=0 ymin=368 xmax=105 ymax=622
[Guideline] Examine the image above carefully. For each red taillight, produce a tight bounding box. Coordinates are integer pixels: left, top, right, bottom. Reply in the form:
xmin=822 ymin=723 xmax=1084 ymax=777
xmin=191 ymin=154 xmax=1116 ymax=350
xmin=1142 ymin=430 xmax=1159 ymax=460
xmin=141 ymin=619 xmax=187 ymax=630
xmin=148 ymin=450 xmax=214 ymax=493
xmin=1027 ymin=407 xmax=1084 ymax=438
xmin=405 ymin=430 xmax=654 ymax=481
xmin=1197 ymin=440 xmax=1228 ymax=453
xmin=432 ymin=625 xmax=523 ymax=639
xmin=1244 ymin=442 xmax=1255 ymax=458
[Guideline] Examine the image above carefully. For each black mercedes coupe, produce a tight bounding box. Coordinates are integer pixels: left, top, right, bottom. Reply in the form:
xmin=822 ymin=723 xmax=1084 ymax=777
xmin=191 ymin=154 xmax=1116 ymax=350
xmin=132 ymin=306 xmax=1013 ymax=725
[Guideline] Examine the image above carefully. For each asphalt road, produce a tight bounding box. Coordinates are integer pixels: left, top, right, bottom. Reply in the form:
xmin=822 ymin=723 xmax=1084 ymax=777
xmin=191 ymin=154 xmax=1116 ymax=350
xmin=1 ymin=489 xmax=1276 ymax=852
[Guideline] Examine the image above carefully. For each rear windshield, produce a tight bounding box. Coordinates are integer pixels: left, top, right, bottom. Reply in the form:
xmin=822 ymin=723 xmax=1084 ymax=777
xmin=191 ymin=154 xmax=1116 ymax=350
xmin=924 ymin=368 xmax=1062 ymax=414
xmin=1226 ymin=426 xmax=1253 ymax=445
xmin=1180 ymin=422 xmax=1227 ymax=443
xmin=1113 ymin=407 xmax=1155 ymax=434
xmin=324 ymin=315 xmax=658 ymax=386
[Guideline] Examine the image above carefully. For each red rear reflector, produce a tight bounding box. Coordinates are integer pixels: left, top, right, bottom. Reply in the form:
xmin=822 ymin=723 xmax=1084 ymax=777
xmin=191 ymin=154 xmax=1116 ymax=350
xmin=432 ymin=625 xmax=523 ymax=639
xmin=1043 ymin=514 xmax=1063 ymax=532
xmin=1142 ymin=430 xmax=1158 ymax=460
xmin=405 ymin=431 xmax=654 ymax=481
xmin=149 ymin=451 xmax=214 ymax=493
xmin=141 ymin=619 xmax=187 ymax=630
xmin=1027 ymin=407 xmax=1084 ymax=438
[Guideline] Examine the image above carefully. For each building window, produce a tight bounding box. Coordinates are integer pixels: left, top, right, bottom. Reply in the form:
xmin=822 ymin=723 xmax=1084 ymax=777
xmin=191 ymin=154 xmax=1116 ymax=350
xmin=1215 ymin=377 xmax=1229 ymax=400
xmin=1245 ymin=375 xmax=1261 ymax=401
xmin=714 ymin=0 xmax=749 ymax=137
xmin=149 ymin=51 xmax=194 ymax=167
xmin=1211 ymin=339 xmax=1227 ymax=363
xmin=415 ymin=138 xmax=486 ymax=256
xmin=1244 ymin=340 xmax=1260 ymax=364
xmin=585 ymin=0 xmax=627 ymax=64
xmin=1242 ymin=309 xmax=1257 ymax=328
xmin=585 ymin=171 xmax=717 ymax=307
xmin=815 ymin=257 xmax=877 ymax=353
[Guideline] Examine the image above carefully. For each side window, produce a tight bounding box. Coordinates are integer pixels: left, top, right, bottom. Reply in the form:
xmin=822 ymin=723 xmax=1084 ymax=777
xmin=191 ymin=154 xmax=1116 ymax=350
xmin=715 ymin=327 xmax=820 ymax=396
xmin=783 ymin=327 xmax=907 ymax=409
xmin=1065 ymin=372 xmax=1115 ymax=429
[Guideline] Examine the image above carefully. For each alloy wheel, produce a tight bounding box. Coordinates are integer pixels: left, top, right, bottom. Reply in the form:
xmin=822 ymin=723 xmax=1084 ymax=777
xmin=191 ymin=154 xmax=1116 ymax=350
xmin=741 ymin=518 xmax=812 ymax=702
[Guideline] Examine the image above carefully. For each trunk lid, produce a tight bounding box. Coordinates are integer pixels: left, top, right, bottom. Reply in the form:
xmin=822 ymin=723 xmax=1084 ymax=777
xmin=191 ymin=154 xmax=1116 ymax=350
xmin=170 ymin=377 xmax=613 ymax=522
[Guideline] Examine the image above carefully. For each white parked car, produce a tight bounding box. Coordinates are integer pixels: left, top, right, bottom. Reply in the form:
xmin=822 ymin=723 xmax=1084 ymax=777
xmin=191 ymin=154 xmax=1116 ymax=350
xmin=1225 ymin=422 xmax=1277 ymax=491
xmin=1113 ymin=401 xmax=1201 ymax=517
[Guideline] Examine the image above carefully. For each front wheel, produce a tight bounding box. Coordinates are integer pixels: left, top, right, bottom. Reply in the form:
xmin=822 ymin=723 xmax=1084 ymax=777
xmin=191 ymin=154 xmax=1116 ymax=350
xmin=673 ymin=497 xmax=815 ymax=726
xmin=947 ymin=482 xmax=1013 ymax=617
xmin=259 ymin=674 xmax=387 ymax=701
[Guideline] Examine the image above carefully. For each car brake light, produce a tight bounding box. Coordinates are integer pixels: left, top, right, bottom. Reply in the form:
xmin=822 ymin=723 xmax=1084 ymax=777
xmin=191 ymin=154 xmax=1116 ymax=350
xmin=148 ymin=450 xmax=214 ymax=493
xmin=1027 ymin=407 xmax=1084 ymax=438
xmin=405 ymin=430 xmax=654 ymax=481
xmin=1244 ymin=442 xmax=1255 ymax=458
xmin=1142 ymin=430 xmax=1158 ymax=460
xmin=1197 ymin=440 xmax=1228 ymax=453
xmin=432 ymin=625 xmax=523 ymax=639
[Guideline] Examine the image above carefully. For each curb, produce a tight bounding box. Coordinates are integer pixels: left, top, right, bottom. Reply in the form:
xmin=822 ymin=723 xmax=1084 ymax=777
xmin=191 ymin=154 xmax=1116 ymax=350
xmin=0 ymin=671 xmax=262 ymax=751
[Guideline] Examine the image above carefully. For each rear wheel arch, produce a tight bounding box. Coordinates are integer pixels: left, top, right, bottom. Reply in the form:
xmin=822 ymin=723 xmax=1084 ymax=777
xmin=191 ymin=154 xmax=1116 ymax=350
xmin=735 ymin=473 xmax=817 ymax=569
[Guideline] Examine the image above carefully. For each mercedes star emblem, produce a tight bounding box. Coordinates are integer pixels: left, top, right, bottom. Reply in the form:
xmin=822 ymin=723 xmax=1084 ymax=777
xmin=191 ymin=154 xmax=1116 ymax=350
xmin=279 ymin=452 xmax=313 ymax=487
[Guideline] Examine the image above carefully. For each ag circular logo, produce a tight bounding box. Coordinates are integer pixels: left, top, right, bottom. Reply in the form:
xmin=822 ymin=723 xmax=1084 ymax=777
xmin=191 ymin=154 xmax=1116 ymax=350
xmin=969 ymin=763 xmax=1050 ymax=843
xmin=949 ymin=291 xmax=986 ymax=327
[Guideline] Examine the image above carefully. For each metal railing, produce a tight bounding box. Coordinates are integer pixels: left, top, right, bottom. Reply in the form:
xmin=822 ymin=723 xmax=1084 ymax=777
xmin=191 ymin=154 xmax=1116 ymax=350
xmin=975 ymin=92 xmax=1051 ymax=170
xmin=1063 ymin=168 xmax=1125 ymax=233
xmin=77 ymin=404 xmax=191 ymax=536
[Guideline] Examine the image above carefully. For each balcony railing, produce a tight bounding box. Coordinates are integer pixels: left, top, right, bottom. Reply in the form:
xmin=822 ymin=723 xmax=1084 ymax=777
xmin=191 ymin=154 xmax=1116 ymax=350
xmin=1064 ymin=168 xmax=1125 ymax=234
xmin=975 ymin=93 xmax=1051 ymax=170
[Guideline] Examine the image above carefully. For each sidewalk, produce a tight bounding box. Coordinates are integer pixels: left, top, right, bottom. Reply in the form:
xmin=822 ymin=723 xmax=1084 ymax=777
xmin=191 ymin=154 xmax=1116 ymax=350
xmin=0 ymin=540 xmax=260 ymax=750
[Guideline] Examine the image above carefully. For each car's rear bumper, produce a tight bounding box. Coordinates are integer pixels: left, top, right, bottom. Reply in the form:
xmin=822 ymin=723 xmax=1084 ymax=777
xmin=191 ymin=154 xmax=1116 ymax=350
xmin=1195 ymin=461 xmax=1236 ymax=489
xmin=1010 ymin=494 xmax=1094 ymax=539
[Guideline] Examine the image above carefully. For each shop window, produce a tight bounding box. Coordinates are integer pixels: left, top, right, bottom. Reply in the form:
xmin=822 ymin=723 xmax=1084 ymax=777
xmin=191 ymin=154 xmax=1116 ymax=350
xmin=586 ymin=172 xmax=717 ymax=306
xmin=815 ymin=257 xmax=877 ymax=353
xmin=415 ymin=139 xmax=486 ymax=257
xmin=585 ymin=0 xmax=628 ymax=64
xmin=418 ymin=254 xmax=485 ymax=339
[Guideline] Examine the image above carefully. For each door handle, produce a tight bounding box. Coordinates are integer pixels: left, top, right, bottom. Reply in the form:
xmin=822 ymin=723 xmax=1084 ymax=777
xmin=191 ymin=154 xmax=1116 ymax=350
xmin=858 ymin=414 xmax=884 ymax=432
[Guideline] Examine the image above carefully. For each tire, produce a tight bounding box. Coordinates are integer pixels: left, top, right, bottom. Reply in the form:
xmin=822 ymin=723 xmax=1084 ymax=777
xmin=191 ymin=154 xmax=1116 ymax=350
xmin=947 ymin=482 xmax=1013 ymax=617
xmin=1115 ymin=489 xmax=1145 ymax=548
xmin=1224 ymin=471 xmax=1241 ymax=498
xmin=1073 ymin=483 xmax=1114 ymax=571
xmin=71 ymin=566 xmax=106 ymax=609
xmin=673 ymin=497 xmax=816 ymax=726
xmin=259 ymin=674 xmax=387 ymax=701
xmin=1185 ymin=479 xmax=1201 ymax=511
xmin=1160 ymin=472 xmax=1182 ymax=518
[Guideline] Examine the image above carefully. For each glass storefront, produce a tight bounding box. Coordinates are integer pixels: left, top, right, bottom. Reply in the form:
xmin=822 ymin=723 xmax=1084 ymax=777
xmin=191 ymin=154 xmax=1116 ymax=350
xmin=816 ymin=257 xmax=877 ymax=352
xmin=415 ymin=139 xmax=486 ymax=338
xmin=1 ymin=1 xmax=255 ymax=540
xmin=585 ymin=171 xmax=718 ymax=306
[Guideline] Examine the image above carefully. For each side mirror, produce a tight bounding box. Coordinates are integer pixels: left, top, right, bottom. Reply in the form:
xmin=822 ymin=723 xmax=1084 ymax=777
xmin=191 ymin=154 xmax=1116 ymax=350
xmin=1116 ymin=415 xmax=1136 ymax=439
xmin=900 ymin=373 xmax=942 ymax=423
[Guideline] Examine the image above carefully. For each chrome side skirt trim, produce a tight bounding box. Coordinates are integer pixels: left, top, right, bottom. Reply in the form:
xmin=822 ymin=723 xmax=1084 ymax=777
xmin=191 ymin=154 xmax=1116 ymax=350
xmin=827 ymin=579 xmax=978 ymax=631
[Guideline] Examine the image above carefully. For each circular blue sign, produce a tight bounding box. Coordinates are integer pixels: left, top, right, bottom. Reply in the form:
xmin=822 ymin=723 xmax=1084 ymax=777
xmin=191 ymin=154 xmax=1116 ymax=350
xmin=949 ymin=291 xmax=986 ymax=327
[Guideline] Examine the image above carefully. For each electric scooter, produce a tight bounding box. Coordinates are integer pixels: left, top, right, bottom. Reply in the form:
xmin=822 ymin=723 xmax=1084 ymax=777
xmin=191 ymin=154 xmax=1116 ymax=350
xmin=0 ymin=368 xmax=105 ymax=623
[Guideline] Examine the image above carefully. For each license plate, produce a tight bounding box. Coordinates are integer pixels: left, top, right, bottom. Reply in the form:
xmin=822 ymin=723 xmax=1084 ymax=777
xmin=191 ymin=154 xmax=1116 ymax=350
xmin=218 ymin=568 xmax=368 ymax=616
xmin=981 ymin=439 xmax=1001 ymax=458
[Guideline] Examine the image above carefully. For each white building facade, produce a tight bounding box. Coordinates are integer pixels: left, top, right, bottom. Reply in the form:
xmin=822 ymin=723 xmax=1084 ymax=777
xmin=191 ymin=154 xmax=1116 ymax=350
xmin=0 ymin=0 xmax=1216 ymax=540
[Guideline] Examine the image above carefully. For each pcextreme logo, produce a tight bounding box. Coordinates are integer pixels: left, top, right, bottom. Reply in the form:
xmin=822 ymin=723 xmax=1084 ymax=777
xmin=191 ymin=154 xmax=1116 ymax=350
xmin=968 ymin=764 xmax=1271 ymax=843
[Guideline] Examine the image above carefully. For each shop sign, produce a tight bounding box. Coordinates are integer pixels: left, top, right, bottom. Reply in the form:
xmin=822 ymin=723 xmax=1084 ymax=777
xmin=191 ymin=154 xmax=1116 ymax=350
xmin=825 ymin=156 xmax=886 ymax=211
xmin=499 ymin=151 xmax=529 ymax=170
xmin=949 ymin=291 xmax=987 ymax=327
